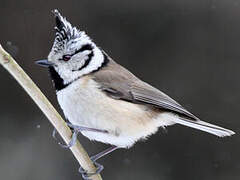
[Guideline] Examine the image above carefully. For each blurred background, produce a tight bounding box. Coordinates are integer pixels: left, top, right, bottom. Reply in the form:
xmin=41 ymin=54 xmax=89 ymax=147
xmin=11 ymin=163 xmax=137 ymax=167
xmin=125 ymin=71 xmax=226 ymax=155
xmin=0 ymin=0 xmax=239 ymax=180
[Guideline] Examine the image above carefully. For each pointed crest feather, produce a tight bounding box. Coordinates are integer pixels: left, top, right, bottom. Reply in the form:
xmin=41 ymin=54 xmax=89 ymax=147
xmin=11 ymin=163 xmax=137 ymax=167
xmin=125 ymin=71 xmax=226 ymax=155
xmin=51 ymin=9 xmax=82 ymax=53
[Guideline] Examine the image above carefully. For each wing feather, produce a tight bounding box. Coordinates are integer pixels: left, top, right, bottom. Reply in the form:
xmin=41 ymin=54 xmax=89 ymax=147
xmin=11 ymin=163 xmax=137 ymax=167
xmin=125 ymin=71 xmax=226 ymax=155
xmin=92 ymin=59 xmax=235 ymax=137
xmin=93 ymin=59 xmax=198 ymax=120
xmin=131 ymin=82 xmax=198 ymax=120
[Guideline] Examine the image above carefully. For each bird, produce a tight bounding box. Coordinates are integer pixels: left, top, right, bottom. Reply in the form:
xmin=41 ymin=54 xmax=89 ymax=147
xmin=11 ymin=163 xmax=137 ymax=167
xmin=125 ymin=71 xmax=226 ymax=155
xmin=36 ymin=9 xmax=235 ymax=179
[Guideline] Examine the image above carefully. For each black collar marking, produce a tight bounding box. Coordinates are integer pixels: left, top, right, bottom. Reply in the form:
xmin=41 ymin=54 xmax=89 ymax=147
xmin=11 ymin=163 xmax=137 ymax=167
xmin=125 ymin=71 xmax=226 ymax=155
xmin=48 ymin=66 xmax=68 ymax=91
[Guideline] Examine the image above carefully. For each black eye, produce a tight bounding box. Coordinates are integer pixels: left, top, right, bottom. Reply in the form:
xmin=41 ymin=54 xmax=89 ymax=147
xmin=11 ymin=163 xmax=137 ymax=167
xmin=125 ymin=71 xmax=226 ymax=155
xmin=62 ymin=55 xmax=71 ymax=61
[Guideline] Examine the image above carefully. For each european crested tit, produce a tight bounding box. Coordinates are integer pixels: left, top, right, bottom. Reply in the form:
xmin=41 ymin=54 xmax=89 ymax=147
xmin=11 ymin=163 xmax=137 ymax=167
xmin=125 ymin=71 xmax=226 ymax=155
xmin=36 ymin=10 xmax=235 ymax=178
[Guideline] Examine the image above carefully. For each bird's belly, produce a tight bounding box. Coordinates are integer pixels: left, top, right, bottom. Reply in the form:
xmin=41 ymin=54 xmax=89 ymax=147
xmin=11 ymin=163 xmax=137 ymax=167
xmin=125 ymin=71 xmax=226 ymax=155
xmin=57 ymin=77 xmax=174 ymax=147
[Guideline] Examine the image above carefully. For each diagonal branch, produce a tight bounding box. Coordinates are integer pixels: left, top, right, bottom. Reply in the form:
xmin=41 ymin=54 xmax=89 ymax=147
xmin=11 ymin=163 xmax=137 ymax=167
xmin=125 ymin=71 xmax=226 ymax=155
xmin=0 ymin=44 xmax=102 ymax=180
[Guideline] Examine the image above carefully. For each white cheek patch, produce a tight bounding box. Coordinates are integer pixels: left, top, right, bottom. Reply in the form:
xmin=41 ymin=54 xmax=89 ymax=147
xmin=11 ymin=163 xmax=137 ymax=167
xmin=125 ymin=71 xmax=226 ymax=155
xmin=48 ymin=27 xmax=105 ymax=85
xmin=53 ymin=46 xmax=104 ymax=84
xmin=70 ymin=50 xmax=91 ymax=71
xmin=78 ymin=47 xmax=104 ymax=75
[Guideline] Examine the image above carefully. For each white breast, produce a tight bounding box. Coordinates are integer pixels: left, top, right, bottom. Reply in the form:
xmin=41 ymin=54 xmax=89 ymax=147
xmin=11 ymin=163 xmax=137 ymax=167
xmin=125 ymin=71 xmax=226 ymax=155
xmin=57 ymin=76 xmax=175 ymax=148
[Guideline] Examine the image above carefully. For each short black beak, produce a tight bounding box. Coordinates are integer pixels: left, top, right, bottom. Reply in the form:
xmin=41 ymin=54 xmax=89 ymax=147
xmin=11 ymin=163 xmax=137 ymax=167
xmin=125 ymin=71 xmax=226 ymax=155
xmin=35 ymin=59 xmax=54 ymax=68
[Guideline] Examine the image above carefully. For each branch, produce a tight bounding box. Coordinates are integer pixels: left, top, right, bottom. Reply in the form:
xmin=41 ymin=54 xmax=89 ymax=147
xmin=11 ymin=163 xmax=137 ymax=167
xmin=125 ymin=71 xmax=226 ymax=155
xmin=0 ymin=44 xmax=102 ymax=180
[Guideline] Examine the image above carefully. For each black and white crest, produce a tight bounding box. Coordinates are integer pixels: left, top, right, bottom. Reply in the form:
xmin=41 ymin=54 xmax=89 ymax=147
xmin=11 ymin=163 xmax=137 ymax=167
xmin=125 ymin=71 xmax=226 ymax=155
xmin=52 ymin=9 xmax=84 ymax=53
xmin=47 ymin=10 xmax=107 ymax=87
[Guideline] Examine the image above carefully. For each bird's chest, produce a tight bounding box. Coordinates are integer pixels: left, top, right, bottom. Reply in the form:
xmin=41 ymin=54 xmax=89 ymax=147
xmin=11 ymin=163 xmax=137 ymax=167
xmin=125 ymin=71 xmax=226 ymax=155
xmin=56 ymin=76 xmax=160 ymax=147
xmin=56 ymin=76 xmax=154 ymax=129
xmin=57 ymin=77 xmax=109 ymax=127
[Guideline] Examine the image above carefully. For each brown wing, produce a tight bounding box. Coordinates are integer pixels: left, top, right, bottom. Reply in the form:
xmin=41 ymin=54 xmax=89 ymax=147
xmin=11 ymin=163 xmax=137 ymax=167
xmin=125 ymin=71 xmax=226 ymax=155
xmin=92 ymin=59 xmax=198 ymax=120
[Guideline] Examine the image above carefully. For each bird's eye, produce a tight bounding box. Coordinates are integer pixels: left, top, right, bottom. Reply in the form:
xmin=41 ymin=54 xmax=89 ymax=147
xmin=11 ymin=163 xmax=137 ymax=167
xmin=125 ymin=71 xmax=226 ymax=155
xmin=62 ymin=55 xmax=71 ymax=61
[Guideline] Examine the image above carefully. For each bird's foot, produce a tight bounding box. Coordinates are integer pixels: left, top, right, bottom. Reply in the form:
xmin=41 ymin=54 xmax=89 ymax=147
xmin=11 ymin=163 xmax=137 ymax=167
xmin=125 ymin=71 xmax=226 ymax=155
xmin=78 ymin=159 xmax=104 ymax=180
xmin=52 ymin=123 xmax=108 ymax=148
xmin=52 ymin=128 xmax=79 ymax=148
xmin=78 ymin=146 xmax=119 ymax=179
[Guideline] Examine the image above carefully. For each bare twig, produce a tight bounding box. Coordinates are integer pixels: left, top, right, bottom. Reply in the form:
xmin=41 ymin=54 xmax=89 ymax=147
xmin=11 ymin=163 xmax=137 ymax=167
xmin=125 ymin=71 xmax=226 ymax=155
xmin=0 ymin=44 xmax=102 ymax=180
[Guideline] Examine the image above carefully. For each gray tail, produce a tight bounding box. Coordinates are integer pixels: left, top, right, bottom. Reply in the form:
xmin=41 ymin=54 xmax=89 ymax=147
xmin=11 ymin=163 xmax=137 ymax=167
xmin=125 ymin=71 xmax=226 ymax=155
xmin=174 ymin=117 xmax=235 ymax=137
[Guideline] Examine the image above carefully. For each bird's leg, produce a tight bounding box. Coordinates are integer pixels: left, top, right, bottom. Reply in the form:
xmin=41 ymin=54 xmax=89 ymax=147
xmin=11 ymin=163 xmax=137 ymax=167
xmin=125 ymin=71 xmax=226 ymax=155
xmin=90 ymin=145 xmax=119 ymax=162
xmin=67 ymin=123 xmax=108 ymax=134
xmin=52 ymin=123 xmax=108 ymax=148
xmin=79 ymin=146 xmax=119 ymax=179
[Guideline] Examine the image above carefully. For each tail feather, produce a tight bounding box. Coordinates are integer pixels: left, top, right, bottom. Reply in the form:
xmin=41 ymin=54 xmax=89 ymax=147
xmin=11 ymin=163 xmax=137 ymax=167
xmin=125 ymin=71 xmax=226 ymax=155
xmin=174 ymin=117 xmax=235 ymax=137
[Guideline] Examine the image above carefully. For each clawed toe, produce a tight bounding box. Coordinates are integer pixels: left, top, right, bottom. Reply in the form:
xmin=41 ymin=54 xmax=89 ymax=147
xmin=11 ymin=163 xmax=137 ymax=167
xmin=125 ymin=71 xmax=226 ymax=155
xmin=52 ymin=128 xmax=78 ymax=148
xmin=77 ymin=146 xmax=119 ymax=179
xmin=79 ymin=161 xmax=104 ymax=179
xmin=60 ymin=130 xmax=78 ymax=148
xmin=52 ymin=123 xmax=110 ymax=152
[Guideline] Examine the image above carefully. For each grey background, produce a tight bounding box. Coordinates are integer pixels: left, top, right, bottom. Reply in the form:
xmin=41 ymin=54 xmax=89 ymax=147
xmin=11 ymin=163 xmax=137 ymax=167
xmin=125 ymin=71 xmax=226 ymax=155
xmin=0 ymin=0 xmax=239 ymax=180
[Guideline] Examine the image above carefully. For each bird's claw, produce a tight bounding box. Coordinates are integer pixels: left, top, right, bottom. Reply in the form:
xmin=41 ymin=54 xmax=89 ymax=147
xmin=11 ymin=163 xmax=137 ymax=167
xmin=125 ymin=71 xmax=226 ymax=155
xmin=52 ymin=128 xmax=78 ymax=148
xmin=79 ymin=160 xmax=104 ymax=180
xmin=52 ymin=123 xmax=108 ymax=149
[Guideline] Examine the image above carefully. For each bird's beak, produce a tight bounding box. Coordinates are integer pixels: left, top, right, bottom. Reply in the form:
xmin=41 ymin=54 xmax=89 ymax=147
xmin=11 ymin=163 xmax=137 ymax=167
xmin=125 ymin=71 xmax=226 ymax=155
xmin=35 ymin=59 xmax=54 ymax=68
